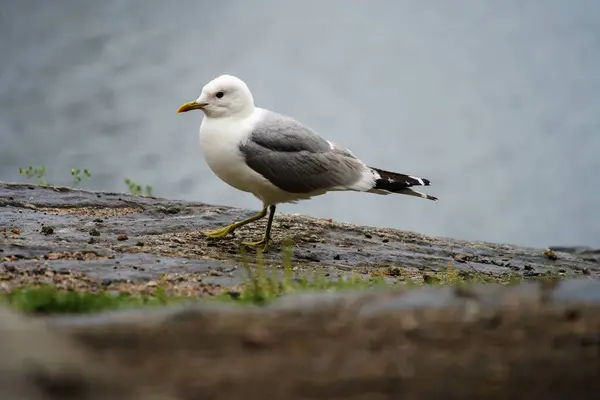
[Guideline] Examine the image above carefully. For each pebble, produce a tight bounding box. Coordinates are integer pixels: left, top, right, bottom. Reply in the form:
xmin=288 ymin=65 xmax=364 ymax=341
xmin=228 ymin=290 xmax=241 ymax=299
xmin=40 ymin=225 xmax=55 ymax=235
xmin=544 ymin=248 xmax=558 ymax=260
xmin=453 ymin=254 xmax=470 ymax=263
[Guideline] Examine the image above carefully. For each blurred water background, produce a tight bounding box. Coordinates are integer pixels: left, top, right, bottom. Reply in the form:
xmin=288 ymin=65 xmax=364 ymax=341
xmin=1 ymin=0 xmax=599 ymax=248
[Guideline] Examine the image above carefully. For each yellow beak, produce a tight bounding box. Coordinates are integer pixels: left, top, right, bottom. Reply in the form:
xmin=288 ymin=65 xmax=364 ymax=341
xmin=176 ymin=101 xmax=206 ymax=114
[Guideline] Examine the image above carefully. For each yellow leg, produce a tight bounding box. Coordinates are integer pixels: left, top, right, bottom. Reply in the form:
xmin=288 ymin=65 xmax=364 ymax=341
xmin=204 ymin=207 xmax=267 ymax=238
xmin=242 ymin=205 xmax=276 ymax=252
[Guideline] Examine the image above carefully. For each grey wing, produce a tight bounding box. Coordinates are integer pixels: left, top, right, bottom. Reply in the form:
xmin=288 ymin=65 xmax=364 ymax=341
xmin=239 ymin=111 xmax=367 ymax=194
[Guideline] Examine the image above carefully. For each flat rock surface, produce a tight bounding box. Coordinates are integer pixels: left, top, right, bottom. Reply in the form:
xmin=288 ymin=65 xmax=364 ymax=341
xmin=2 ymin=182 xmax=599 ymax=296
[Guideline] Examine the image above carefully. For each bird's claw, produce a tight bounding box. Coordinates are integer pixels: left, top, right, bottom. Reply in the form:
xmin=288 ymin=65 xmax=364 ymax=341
xmin=203 ymin=226 xmax=236 ymax=238
xmin=242 ymin=237 xmax=271 ymax=253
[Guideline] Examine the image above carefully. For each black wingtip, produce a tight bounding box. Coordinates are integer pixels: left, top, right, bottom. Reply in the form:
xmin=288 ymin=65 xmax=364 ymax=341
xmin=370 ymin=167 xmax=432 ymax=190
xmin=369 ymin=166 xmax=437 ymax=201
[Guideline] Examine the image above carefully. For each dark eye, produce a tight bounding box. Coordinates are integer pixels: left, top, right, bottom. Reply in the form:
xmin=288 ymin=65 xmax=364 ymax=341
xmin=215 ymin=91 xmax=224 ymax=98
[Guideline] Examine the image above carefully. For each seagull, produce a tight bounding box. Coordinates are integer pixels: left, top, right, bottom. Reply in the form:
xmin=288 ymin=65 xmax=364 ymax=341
xmin=177 ymin=75 xmax=437 ymax=252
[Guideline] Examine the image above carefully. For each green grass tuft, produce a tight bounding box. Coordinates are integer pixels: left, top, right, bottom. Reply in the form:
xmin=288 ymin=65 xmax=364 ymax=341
xmin=18 ymin=165 xmax=47 ymax=185
xmin=219 ymin=243 xmax=391 ymax=305
xmin=1 ymin=285 xmax=187 ymax=315
xmin=70 ymin=168 xmax=92 ymax=186
xmin=124 ymin=178 xmax=153 ymax=196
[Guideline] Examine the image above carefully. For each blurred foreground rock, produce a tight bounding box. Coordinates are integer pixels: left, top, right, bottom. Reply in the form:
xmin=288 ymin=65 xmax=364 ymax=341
xmin=1 ymin=279 xmax=600 ymax=399
xmin=0 ymin=307 xmax=139 ymax=399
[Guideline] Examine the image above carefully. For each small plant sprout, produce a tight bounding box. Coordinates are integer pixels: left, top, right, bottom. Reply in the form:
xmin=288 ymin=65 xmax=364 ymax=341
xmin=70 ymin=168 xmax=92 ymax=186
xmin=18 ymin=165 xmax=47 ymax=185
xmin=124 ymin=178 xmax=153 ymax=196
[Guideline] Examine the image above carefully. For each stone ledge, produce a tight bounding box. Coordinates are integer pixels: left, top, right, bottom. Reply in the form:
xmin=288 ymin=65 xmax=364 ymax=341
xmin=2 ymin=182 xmax=599 ymax=290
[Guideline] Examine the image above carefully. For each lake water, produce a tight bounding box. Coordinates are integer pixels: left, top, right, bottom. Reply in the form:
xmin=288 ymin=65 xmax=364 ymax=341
xmin=1 ymin=0 xmax=599 ymax=248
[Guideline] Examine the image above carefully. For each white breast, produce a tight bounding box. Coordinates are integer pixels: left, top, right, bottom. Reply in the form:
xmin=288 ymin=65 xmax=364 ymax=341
xmin=199 ymin=111 xmax=294 ymax=205
xmin=199 ymin=116 xmax=250 ymax=189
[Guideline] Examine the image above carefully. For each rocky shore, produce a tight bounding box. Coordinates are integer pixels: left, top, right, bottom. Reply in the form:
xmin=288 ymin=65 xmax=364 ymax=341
xmin=1 ymin=181 xmax=600 ymax=399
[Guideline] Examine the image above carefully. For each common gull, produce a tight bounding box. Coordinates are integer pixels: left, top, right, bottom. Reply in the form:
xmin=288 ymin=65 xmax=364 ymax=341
xmin=177 ymin=75 xmax=437 ymax=252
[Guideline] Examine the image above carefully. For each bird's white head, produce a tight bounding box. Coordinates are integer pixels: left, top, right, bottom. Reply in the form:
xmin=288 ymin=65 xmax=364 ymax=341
xmin=176 ymin=75 xmax=255 ymax=118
